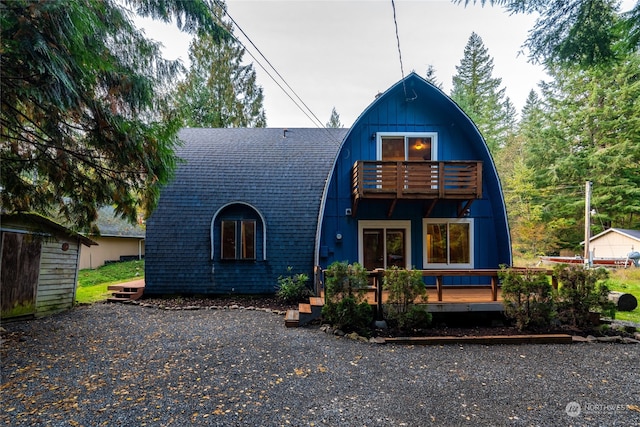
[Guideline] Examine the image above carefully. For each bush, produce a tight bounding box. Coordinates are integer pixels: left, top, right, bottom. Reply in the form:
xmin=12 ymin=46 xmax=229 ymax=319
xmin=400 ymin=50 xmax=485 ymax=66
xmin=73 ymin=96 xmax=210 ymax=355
xmin=322 ymin=261 xmax=373 ymax=335
xmin=322 ymin=296 xmax=373 ymax=336
xmin=276 ymin=267 xmax=311 ymax=303
xmin=554 ymin=265 xmax=614 ymax=328
xmin=499 ymin=266 xmax=555 ymax=331
xmin=383 ymin=267 xmax=431 ymax=331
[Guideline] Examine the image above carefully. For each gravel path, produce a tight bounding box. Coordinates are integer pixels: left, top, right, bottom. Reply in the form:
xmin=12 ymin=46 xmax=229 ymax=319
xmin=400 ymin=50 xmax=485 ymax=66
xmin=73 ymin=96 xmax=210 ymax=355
xmin=1 ymin=303 xmax=639 ymax=426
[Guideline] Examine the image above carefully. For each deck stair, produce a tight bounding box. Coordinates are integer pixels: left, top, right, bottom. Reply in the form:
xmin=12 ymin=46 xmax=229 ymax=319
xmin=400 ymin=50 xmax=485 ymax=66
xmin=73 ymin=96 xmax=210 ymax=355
xmin=107 ymin=282 xmax=145 ymax=302
xmin=285 ymin=296 xmax=324 ymax=328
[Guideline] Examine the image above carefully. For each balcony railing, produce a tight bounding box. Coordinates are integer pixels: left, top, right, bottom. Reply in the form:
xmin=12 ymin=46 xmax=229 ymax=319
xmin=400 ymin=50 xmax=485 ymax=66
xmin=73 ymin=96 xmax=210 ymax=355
xmin=351 ymin=160 xmax=482 ymax=215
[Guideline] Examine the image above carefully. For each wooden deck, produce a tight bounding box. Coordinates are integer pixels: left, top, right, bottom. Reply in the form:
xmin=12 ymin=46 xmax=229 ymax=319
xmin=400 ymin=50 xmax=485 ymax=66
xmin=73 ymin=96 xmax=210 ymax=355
xmin=362 ymin=286 xmax=505 ymax=313
xmin=314 ymin=268 xmax=555 ymax=315
xmin=351 ymin=160 xmax=483 ymax=216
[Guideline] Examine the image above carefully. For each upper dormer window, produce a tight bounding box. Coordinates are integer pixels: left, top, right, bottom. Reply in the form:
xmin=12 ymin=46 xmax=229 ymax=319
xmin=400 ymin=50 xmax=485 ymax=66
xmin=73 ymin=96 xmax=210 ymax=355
xmin=376 ymin=132 xmax=438 ymax=161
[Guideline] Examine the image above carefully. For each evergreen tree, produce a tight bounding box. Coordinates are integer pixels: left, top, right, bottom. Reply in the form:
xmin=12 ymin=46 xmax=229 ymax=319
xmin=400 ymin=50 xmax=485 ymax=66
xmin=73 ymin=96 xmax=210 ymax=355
xmin=326 ymin=107 xmax=343 ymax=128
xmin=455 ymin=0 xmax=638 ymax=67
xmin=518 ymin=53 xmax=640 ymax=250
xmin=450 ymin=32 xmax=510 ymax=153
xmin=0 ymin=0 xmax=224 ymax=231
xmin=425 ymin=64 xmax=443 ymax=89
xmin=175 ymin=2 xmax=265 ymax=128
xmin=501 ymin=90 xmax=572 ymax=255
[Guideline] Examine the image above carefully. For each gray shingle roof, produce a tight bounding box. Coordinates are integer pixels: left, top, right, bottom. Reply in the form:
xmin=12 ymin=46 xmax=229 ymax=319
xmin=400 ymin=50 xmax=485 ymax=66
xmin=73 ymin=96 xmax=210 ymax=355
xmin=94 ymin=206 xmax=145 ymax=238
xmin=145 ymin=127 xmax=347 ymax=294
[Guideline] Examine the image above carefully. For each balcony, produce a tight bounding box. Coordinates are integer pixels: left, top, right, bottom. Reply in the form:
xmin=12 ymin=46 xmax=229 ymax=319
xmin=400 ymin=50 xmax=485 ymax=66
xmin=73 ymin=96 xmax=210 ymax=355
xmin=351 ymin=160 xmax=483 ymax=217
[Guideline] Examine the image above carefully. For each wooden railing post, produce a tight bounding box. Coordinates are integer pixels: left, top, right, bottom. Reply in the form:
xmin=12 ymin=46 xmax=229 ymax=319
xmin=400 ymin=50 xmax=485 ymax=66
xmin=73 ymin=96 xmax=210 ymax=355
xmin=491 ymin=275 xmax=498 ymax=301
xmin=438 ymin=162 xmax=445 ymax=198
xmin=374 ymin=268 xmax=385 ymax=321
xmin=396 ymin=162 xmax=403 ymax=198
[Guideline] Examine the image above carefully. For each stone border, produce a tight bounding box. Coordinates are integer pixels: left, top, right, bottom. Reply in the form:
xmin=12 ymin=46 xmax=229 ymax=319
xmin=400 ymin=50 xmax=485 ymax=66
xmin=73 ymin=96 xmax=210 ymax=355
xmin=113 ymin=299 xmax=288 ymax=316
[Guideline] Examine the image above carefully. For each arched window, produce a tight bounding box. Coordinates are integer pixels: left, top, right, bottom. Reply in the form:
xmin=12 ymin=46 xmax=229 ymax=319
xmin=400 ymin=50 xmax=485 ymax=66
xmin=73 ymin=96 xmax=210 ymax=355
xmin=211 ymin=203 xmax=266 ymax=261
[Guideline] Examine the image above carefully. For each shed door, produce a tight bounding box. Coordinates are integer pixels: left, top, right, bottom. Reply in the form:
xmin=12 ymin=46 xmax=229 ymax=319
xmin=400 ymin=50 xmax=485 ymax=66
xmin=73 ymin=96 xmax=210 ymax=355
xmin=1 ymin=232 xmax=42 ymax=318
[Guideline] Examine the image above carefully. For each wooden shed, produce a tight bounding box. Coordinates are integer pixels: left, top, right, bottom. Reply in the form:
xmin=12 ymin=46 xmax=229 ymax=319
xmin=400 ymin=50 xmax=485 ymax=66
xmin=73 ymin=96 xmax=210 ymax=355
xmin=1 ymin=213 xmax=97 ymax=319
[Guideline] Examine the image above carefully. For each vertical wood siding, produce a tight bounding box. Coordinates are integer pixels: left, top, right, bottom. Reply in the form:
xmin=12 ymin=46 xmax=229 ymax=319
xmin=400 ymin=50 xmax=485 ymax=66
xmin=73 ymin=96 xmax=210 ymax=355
xmin=0 ymin=232 xmax=41 ymax=318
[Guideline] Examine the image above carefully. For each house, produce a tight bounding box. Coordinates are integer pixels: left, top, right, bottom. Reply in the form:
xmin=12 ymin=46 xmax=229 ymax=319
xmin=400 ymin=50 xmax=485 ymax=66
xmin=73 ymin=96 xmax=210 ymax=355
xmin=1 ymin=213 xmax=96 ymax=319
xmin=78 ymin=206 xmax=145 ymax=270
xmin=586 ymin=228 xmax=640 ymax=259
xmin=144 ymin=73 xmax=511 ymax=296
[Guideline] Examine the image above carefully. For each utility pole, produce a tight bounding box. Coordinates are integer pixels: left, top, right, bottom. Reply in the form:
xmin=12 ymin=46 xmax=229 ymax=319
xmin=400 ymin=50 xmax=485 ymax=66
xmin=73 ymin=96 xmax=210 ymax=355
xmin=584 ymin=181 xmax=592 ymax=267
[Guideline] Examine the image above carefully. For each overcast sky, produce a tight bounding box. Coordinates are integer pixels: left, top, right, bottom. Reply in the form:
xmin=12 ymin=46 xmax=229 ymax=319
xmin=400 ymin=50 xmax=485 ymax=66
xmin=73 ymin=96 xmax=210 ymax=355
xmin=135 ymin=1 xmax=572 ymax=127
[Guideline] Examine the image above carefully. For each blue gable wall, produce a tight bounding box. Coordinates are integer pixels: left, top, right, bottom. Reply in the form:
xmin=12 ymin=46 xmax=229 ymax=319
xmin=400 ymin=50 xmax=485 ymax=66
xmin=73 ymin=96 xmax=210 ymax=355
xmin=317 ymin=73 xmax=511 ymax=278
xmin=145 ymin=128 xmax=346 ymax=295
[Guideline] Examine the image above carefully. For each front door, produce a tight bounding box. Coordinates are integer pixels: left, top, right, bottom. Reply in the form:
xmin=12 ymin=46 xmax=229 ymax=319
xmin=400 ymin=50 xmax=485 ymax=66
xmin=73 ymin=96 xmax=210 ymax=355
xmin=362 ymin=228 xmax=406 ymax=270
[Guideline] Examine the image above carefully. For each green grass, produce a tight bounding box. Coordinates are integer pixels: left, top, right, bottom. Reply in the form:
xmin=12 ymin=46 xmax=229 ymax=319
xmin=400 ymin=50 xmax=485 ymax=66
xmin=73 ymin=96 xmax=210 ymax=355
xmin=606 ymin=268 xmax=640 ymax=324
xmin=76 ymin=260 xmax=144 ymax=304
xmin=513 ymin=257 xmax=640 ymax=324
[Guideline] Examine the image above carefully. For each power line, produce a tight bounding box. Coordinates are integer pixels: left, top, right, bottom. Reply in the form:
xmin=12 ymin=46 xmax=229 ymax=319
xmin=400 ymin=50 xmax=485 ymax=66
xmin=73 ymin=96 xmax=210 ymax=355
xmin=390 ymin=0 xmax=414 ymax=101
xmin=211 ymin=0 xmax=343 ymax=144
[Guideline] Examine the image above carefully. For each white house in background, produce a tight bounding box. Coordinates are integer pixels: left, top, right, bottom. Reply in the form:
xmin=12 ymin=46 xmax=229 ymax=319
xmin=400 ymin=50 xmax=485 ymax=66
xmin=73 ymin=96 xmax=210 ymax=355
xmin=586 ymin=228 xmax=640 ymax=259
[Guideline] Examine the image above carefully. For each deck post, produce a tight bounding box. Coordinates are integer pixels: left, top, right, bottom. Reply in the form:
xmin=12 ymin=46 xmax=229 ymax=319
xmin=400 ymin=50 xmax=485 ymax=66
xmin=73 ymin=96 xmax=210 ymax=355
xmin=374 ymin=268 xmax=385 ymax=321
xmin=491 ymin=275 xmax=498 ymax=301
xmin=436 ymin=276 xmax=443 ymax=302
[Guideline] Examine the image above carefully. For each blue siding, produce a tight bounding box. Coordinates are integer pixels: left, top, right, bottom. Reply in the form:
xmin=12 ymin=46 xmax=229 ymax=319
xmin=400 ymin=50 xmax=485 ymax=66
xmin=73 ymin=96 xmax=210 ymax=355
xmin=146 ymin=73 xmax=511 ymax=296
xmin=319 ymin=73 xmax=511 ymax=279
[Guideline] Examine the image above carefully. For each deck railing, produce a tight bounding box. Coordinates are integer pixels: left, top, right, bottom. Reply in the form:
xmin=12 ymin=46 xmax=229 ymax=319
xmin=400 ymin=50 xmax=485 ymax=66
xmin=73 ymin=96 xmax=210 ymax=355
xmin=351 ymin=160 xmax=483 ymax=200
xmin=315 ymin=267 xmax=556 ymax=318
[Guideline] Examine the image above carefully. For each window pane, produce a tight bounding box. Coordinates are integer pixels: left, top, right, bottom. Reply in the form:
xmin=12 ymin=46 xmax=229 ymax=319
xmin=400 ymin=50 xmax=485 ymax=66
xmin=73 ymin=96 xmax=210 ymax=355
xmin=381 ymin=137 xmax=405 ymax=161
xmin=386 ymin=229 xmax=405 ymax=267
xmin=241 ymin=221 xmax=256 ymax=260
xmin=408 ymin=137 xmax=432 ymax=160
xmin=449 ymin=223 xmax=470 ymax=264
xmin=221 ymin=221 xmax=237 ymax=260
xmin=363 ymin=229 xmax=384 ymax=270
xmin=426 ymin=224 xmax=447 ymax=263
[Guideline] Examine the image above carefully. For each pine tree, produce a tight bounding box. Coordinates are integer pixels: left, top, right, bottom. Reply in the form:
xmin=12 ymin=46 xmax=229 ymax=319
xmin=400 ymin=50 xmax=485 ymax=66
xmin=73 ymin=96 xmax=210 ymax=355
xmin=455 ymin=0 xmax=638 ymax=67
xmin=0 ymin=0 xmax=224 ymax=231
xmin=326 ymin=107 xmax=343 ymax=128
xmin=450 ymin=32 xmax=510 ymax=154
xmin=425 ymin=65 xmax=443 ymax=89
xmin=175 ymin=1 xmax=266 ymax=128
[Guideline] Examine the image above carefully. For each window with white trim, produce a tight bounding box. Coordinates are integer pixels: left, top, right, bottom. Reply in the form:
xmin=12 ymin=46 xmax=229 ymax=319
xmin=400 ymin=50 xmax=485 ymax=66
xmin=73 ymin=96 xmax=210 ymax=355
xmin=423 ymin=218 xmax=474 ymax=268
xmin=358 ymin=220 xmax=411 ymax=270
xmin=376 ymin=132 xmax=438 ymax=161
xmin=221 ymin=220 xmax=256 ymax=260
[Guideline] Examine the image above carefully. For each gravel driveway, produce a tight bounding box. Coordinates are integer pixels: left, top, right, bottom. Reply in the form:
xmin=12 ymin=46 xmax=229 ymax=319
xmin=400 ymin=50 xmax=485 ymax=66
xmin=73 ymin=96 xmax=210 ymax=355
xmin=1 ymin=303 xmax=639 ymax=426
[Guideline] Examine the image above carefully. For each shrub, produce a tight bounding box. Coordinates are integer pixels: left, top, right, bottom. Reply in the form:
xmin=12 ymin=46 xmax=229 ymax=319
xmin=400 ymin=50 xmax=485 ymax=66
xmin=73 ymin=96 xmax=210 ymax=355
xmin=276 ymin=267 xmax=311 ymax=303
xmin=383 ymin=267 xmax=431 ymax=331
xmin=499 ymin=266 xmax=555 ymax=331
xmin=554 ymin=265 xmax=614 ymax=328
xmin=322 ymin=261 xmax=373 ymax=335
